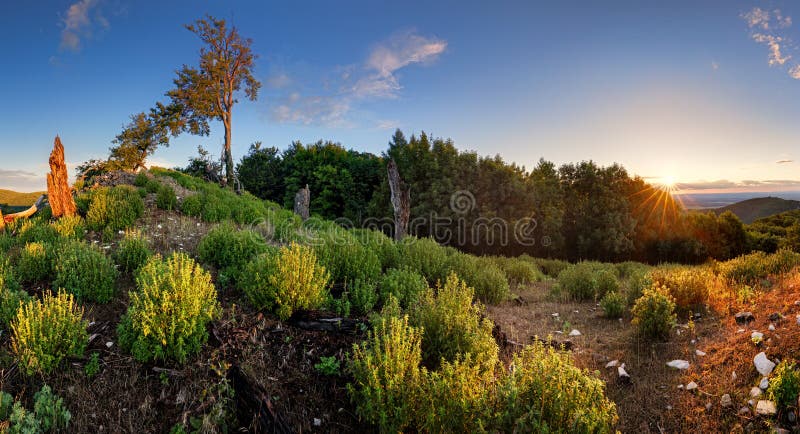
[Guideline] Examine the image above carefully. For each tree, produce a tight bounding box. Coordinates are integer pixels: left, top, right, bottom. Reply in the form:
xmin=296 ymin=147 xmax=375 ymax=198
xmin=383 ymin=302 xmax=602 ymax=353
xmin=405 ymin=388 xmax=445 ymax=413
xmin=108 ymin=107 xmax=181 ymax=172
xmin=167 ymin=15 xmax=261 ymax=187
xmin=236 ymin=142 xmax=285 ymax=202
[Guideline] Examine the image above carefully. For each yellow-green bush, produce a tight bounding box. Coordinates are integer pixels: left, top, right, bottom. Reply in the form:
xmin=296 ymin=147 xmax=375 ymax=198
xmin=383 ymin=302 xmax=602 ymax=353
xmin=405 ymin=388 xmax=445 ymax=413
xmin=446 ymin=254 xmax=510 ymax=304
xmin=156 ymin=184 xmax=177 ymax=211
xmin=396 ymin=237 xmax=452 ymax=285
xmin=492 ymin=256 xmax=543 ymax=286
xmin=85 ymin=185 xmax=145 ymax=231
xmin=51 ymin=215 xmax=86 ymax=240
xmin=351 ymin=228 xmax=399 ymax=270
xmin=719 ymin=249 xmax=800 ymax=286
xmin=532 ymin=257 xmax=571 ymax=278
xmin=17 ymin=220 xmax=59 ymax=246
xmin=410 ymin=273 xmax=498 ymax=370
xmin=113 ymin=230 xmax=153 ymax=273
xmin=494 ymin=340 xmax=618 ymax=432
xmin=768 ymin=359 xmax=800 ymax=410
xmin=53 ymin=241 xmax=117 ymax=303
xmin=648 ymin=267 xmax=710 ymax=308
xmin=348 ymin=315 xmax=422 ymax=433
xmin=16 ymin=242 xmax=51 ymax=284
xmin=197 ymin=223 xmax=267 ymax=273
xmin=180 ymin=194 xmax=203 ymax=217
xmin=600 ymin=291 xmax=625 ymax=318
xmin=239 ymin=243 xmax=329 ymax=320
xmin=632 ymin=284 xmax=676 ymax=340
xmin=11 ymin=291 xmax=88 ymax=376
xmin=556 ymin=262 xmax=596 ymax=300
xmin=314 ymin=229 xmax=382 ymax=285
xmin=595 ymin=269 xmax=620 ymax=299
xmin=117 ymin=253 xmax=219 ymax=364
xmin=378 ymin=268 xmax=428 ymax=309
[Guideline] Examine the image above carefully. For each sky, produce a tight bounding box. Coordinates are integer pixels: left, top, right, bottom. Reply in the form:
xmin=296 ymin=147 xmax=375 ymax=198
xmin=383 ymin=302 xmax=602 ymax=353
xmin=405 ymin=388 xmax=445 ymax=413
xmin=1 ymin=0 xmax=799 ymax=194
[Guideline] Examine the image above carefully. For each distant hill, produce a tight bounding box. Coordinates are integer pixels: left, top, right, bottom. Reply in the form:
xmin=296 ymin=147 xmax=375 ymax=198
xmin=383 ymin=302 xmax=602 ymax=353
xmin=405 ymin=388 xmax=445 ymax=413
xmin=0 ymin=189 xmax=44 ymax=213
xmin=713 ymin=196 xmax=800 ymax=224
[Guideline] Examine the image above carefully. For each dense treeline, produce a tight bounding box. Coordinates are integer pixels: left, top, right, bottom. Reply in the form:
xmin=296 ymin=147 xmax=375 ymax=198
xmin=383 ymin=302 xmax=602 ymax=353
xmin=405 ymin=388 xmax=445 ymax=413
xmin=228 ymin=129 xmax=763 ymax=264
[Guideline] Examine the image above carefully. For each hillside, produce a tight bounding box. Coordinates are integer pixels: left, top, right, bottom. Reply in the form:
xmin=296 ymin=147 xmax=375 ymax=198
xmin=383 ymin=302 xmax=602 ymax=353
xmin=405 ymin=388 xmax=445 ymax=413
xmin=0 ymin=188 xmax=44 ymax=207
xmin=714 ymin=196 xmax=800 ymax=223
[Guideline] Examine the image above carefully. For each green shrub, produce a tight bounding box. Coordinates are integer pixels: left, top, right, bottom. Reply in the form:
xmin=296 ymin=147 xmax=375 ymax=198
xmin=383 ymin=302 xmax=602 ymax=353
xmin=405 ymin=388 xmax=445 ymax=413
xmin=11 ymin=291 xmax=88 ymax=376
xmin=0 ymin=232 xmax=15 ymax=253
xmin=594 ymin=269 xmax=620 ymax=299
xmin=600 ymin=291 xmax=625 ymax=318
xmin=418 ymin=356 xmax=493 ymax=433
xmin=626 ymin=268 xmax=652 ymax=306
xmin=0 ymin=259 xmax=30 ymax=328
xmin=156 ymin=185 xmax=178 ymax=211
xmin=556 ymin=263 xmax=596 ymax=300
xmin=348 ymin=315 xmax=422 ymax=433
xmin=86 ymin=186 xmax=145 ymax=231
xmin=181 ymin=194 xmax=203 ymax=217
xmin=719 ymin=249 xmax=800 ymax=286
xmin=648 ymin=267 xmax=710 ymax=308
xmin=351 ymin=229 xmax=399 ymax=270
xmin=493 ymin=256 xmax=543 ymax=286
xmin=614 ymin=261 xmax=649 ymax=279
xmin=446 ymin=254 xmax=510 ymax=304
xmin=410 ymin=273 xmax=498 ymax=370
xmin=85 ymin=352 xmax=100 ymax=378
xmin=239 ymin=243 xmax=329 ymax=320
xmin=378 ymin=268 xmax=428 ymax=309
xmin=314 ymin=229 xmax=382 ymax=285
xmin=345 ymin=279 xmax=379 ymax=316
xmin=315 ymin=356 xmax=341 ymax=376
xmin=396 ymin=237 xmax=452 ymax=284
xmin=631 ymin=284 xmax=676 ymax=340
xmin=532 ymin=257 xmax=571 ymax=278
xmin=17 ymin=221 xmax=59 ymax=245
xmin=495 ymin=340 xmax=618 ymax=432
xmin=118 ymin=253 xmax=219 ymax=364
xmin=113 ymin=230 xmax=153 ymax=273
xmin=768 ymin=359 xmax=800 ymax=410
xmin=16 ymin=242 xmax=52 ymax=284
xmin=0 ymin=385 xmax=71 ymax=433
xmin=134 ymin=171 xmax=150 ymax=187
xmin=53 ymin=241 xmax=117 ymax=303
xmin=51 ymin=215 xmax=86 ymax=240
xmin=197 ymin=223 xmax=267 ymax=273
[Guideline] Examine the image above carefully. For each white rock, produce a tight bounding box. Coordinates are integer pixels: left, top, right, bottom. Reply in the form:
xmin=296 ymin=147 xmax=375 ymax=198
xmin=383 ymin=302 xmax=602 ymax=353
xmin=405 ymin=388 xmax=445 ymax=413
xmin=605 ymin=360 xmax=619 ymax=368
xmin=796 ymin=314 xmax=800 ymax=326
xmin=568 ymin=329 xmax=581 ymax=337
xmin=759 ymin=377 xmax=770 ymax=390
xmin=732 ymin=371 xmax=737 ymax=381
xmin=748 ymin=399 xmax=755 ymax=406
xmin=750 ymin=387 xmax=762 ymax=397
xmin=737 ymin=328 xmax=745 ymax=333
xmin=667 ymin=359 xmax=690 ymax=370
xmin=686 ymin=381 xmax=698 ymax=391
xmin=677 ymin=384 xmax=684 ymax=389
xmin=751 ymin=331 xmax=763 ymax=341
xmin=551 ymin=313 xmax=559 ymax=317
xmin=617 ymin=366 xmax=630 ymax=382
xmin=313 ymin=418 xmax=322 ymax=427
xmin=695 ymin=349 xmax=706 ymax=357
xmin=105 ymin=341 xmax=113 ymax=348
xmin=157 ymin=224 xmax=162 ymax=229
xmin=756 ymin=400 xmax=777 ymax=416
xmin=573 ymin=310 xmax=579 ymax=314
xmin=769 ymin=324 xmax=776 ymax=331
xmin=721 ymin=394 xmax=732 ymax=407
xmin=754 ymin=352 xmax=776 ymax=376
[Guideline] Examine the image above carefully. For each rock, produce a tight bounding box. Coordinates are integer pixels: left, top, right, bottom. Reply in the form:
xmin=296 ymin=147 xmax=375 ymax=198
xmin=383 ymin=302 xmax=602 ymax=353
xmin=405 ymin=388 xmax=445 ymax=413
xmin=737 ymin=328 xmax=746 ymax=333
xmin=551 ymin=313 xmax=559 ymax=317
xmin=768 ymin=312 xmax=783 ymax=322
xmin=617 ymin=365 xmax=631 ymax=384
xmin=705 ymin=402 xmax=713 ymax=411
xmin=759 ymin=377 xmax=769 ymax=390
xmin=748 ymin=399 xmax=755 ymax=406
xmin=732 ymin=371 xmax=737 ymax=381
xmin=105 ymin=341 xmax=113 ymax=348
xmin=313 ymin=418 xmax=322 ymax=427
xmin=721 ymin=394 xmax=733 ymax=407
xmin=677 ymin=384 xmax=684 ymax=389
xmin=605 ymin=360 xmax=619 ymax=368
xmin=695 ymin=349 xmax=706 ymax=357
xmin=755 ymin=400 xmax=777 ymax=416
xmin=768 ymin=324 xmax=775 ymax=331
xmin=568 ymin=329 xmax=581 ymax=337
xmin=735 ymin=311 xmax=755 ymax=325
xmin=750 ymin=387 xmax=763 ymax=397
xmin=751 ymin=331 xmax=764 ymax=341
xmin=667 ymin=359 xmax=690 ymax=370
xmin=686 ymin=381 xmax=698 ymax=391
xmin=754 ymin=352 xmax=776 ymax=376
xmin=796 ymin=314 xmax=800 ymax=326
xmin=738 ymin=407 xmax=751 ymax=416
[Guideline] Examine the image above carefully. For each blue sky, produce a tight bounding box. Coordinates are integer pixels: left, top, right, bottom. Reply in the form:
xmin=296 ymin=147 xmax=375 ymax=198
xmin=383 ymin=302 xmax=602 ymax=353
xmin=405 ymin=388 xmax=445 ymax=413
xmin=1 ymin=0 xmax=799 ymax=193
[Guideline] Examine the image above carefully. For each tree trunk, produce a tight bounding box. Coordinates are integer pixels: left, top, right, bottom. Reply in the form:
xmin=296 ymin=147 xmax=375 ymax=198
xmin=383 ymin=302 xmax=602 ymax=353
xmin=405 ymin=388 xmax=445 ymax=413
xmin=387 ymin=159 xmax=411 ymax=241
xmin=223 ymin=118 xmax=235 ymax=188
xmin=47 ymin=136 xmax=76 ymax=218
xmin=293 ymin=185 xmax=310 ymax=221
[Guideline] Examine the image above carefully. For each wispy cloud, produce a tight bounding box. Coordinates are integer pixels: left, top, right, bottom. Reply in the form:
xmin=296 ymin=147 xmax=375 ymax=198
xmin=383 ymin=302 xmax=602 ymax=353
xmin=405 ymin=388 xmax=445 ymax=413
xmin=269 ymin=30 xmax=447 ymax=127
xmin=742 ymin=7 xmax=799 ymax=79
xmin=676 ymin=179 xmax=800 ymax=191
xmin=59 ymin=0 xmax=107 ymax=52
xmin=777 ymin=159 xmax=794 ymax=164
xmin=0 ymin=169 xmax=43 ymax=192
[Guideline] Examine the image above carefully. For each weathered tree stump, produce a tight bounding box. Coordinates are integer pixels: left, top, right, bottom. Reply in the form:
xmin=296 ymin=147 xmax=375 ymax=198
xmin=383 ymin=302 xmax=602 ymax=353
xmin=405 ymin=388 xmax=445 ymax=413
xmin=46 ymin=136 xmax=76 ymax=218
xmin=293 ymin=184 xmax=310 ymax=221
xmin=387 ymin=159 xmax=410 ymax=241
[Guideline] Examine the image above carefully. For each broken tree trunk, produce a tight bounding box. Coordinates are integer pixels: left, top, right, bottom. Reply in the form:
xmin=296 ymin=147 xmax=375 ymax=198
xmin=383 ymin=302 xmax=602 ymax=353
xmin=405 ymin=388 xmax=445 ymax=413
xmin=0 ymin=209 xmax=4 ymax=231
xmin=293 ymin=184 xmax=310 ymax=221
xmin=2 ymin=195 xmax=47 ymax=225
xmin=387 ymin=159 xmax=410 ymax=241
xmin=46 ymin=136 xmax=76 ymax=218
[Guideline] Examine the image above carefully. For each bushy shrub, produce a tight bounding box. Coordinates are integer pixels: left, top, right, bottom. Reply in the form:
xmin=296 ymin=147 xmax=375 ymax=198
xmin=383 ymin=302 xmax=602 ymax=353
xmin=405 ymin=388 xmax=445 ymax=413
xmin=345 ymin=279 xmax=379 ymax=316
xmin=17 ymin=221 xmax=59 ymax=245
xmin=348 ymin=315 xmax=422 ymax=433
xmin=0 ymin=232 xmax=15 ymax=253
xmin=418 ymin=356 xmax=493 ymax=433
xmin=632 ymin=284 xmax=676 ymax=340
xmin=600 ymin=291 xmax=625 ymax=318
xmin=615 ymin=261 xmax=649 ymax=280
xmin=556 ymin=263 xmax=596 ymax=300
xmin=197 ymin=223 xmax=267 ymax=273
xmin=0 ymin=385 xmax=71 ymax=432
xmin=495 ymin=340 xmax=618 ymax=432
xmin=446 ymin=254 xmax=510 ymax=304
xmin=145 ymin=178 xmax=162 ymax=194
xmin=532 ymin=257 xmax=571 ymax=278
xmin=0 ymin=259 xmax=30 ymax=328
xmin=595 ymin=269 xmax=620 ymax=299
xmin=16 ymin=242 xmax=52 ymax=284
xmin=493 ymin=256 xmax=543 ymax=286
xmin=239 ymin=243 xmax=329 ymax=320
xmin=378 ymin=268 xmax=428 ymax=309
xmin=351 ymin=229 xmax=399 ymax=270
xmin=719 ymin=249 xmax=800 ymax=286
xmin=86 ymin=186 xmax=145 ymax=231
xmin=410 ymin=273 xmax=498 ymax=370
xmin=396 ymin=237 xmax=452 ymax=285
xmin=180 ymin=194 xmax=203 ymax=217
xmin=53 ymin=241 xmax=117 ymax=303
xmin=118 ymin=253 xmax=219 ymax=363
xmin=626 ymin=268 xmax=652 ymax=306
xmin=134 ymin=171 xmax=150 ymax=187
xmin=51 ymin=215 xmax=86 ymax=239
xmin=648 ymin=267 xmax=710 ymax=308
xmin=314 ymin=229 xmax=382 ymax=285
xmin=11 ymin=291 xmax=88 ymax=376
xmin=113 ymin=230 xmax=153 ymax=273
xmin=156 ymin=185 xmax=178 ymax=211
xmin=769 ymin=359 xmax=800 ymax=410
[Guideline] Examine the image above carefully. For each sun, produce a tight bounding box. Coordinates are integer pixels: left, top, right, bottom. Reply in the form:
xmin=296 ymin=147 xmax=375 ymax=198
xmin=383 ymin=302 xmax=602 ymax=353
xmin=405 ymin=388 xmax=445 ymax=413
xmin=655 ymin=175 xmax=677 ymax=191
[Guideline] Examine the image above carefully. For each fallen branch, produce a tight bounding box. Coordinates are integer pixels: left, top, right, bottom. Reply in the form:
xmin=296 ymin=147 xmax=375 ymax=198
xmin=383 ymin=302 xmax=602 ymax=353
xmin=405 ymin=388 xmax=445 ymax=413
xmin=2 ymin=195 xmax=47 ymax=224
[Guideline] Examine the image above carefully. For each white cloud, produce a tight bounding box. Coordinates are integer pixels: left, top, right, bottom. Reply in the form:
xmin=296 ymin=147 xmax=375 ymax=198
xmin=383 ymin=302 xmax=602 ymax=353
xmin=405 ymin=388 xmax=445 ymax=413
xmin=59 ymin=0 xmax=106 ymax=52
xmin=752 ymin=33 xmax=790 ymax=66
xmin=743 ymin=7 xmax=771 ymax=30
xmin=0 ymin=169 xmax=44 ymax=192
xmin=790 ymin=65 xmax=800 ymax=79
xmin=742 ymin=8 xmax=799 ymax=79
xmin=269 ymin=30 xmax=447 ymax=127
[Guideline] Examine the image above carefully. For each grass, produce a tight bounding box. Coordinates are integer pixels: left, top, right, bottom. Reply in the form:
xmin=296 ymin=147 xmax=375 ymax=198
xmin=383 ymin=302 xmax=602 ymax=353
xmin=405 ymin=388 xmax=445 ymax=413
xmin=0 ymin=189 xmax=44 ymax=207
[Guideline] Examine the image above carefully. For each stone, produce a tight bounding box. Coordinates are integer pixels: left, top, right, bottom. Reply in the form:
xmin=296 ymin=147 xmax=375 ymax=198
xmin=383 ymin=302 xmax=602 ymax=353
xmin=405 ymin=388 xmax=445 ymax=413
xmin=755 ymin=400 xmax=777 ymax=416
xmin=551 ymin=312 xmax=559 ymax=317
xmin=759 ymin=377 xmax=769 ymax=390
xmin=105 ymin=341 xmax=113 ymax=348
xmin=686 ymin=381 xmax=698 ymax=391
xmin=732 ymin=371 xmax=737 ymax=381
xmin=751 ymin=331 xmax=764 ymax=341
xmin=695 ymin=349 xmax=706 ymax=357
xmin=754 ymin=352 xmax=776 ymax=376
xmin=788 ymin=411 xmax=796 ymax=423
xmin=735 ymin=311 xmax=755 ymax=325
xmin=667 ymin=359 xmax=690 ymax=370
xmin=617 ymin=365 xmax=631 ymax=384
xmin=738 ymin=407 xmax=751 ymax=416
xmin=705 ymin=402 xmax=713 ymax=411
xmin=750 ymin=387 xmax=762 ymax=397
xmin=768 ymin=324 xmax=775 ymax=331
xmin=721 ymin=394 xmax=732 ymax=407
xmin=605 ymin=360 xmax=619 ymax=368
xmin=568 ymin=329 xmax=581 ymax=337
xmin=313 ymin=418 xmax=322 ymax=427
xmin=796 ymin=314 xmax=800 ymax=326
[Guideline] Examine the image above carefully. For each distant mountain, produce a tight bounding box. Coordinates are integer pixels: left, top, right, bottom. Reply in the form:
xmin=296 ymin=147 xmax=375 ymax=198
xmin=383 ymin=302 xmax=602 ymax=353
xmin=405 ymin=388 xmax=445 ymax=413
xmin=0 ymin=189 xmax=45 ymax=213
xmin=713 ymin=196 xmax=800 ymax=224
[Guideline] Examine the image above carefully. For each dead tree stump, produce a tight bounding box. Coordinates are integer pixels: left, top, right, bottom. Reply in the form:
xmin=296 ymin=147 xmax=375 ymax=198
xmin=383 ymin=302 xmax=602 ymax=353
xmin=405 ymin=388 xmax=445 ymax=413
xmin=387 ymin=159 xmax=410 ymax=241
xmin=46 ymin=136 xmax=76 ymax=218
xmin=293 ymin=184 xmax=310 ymax=221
